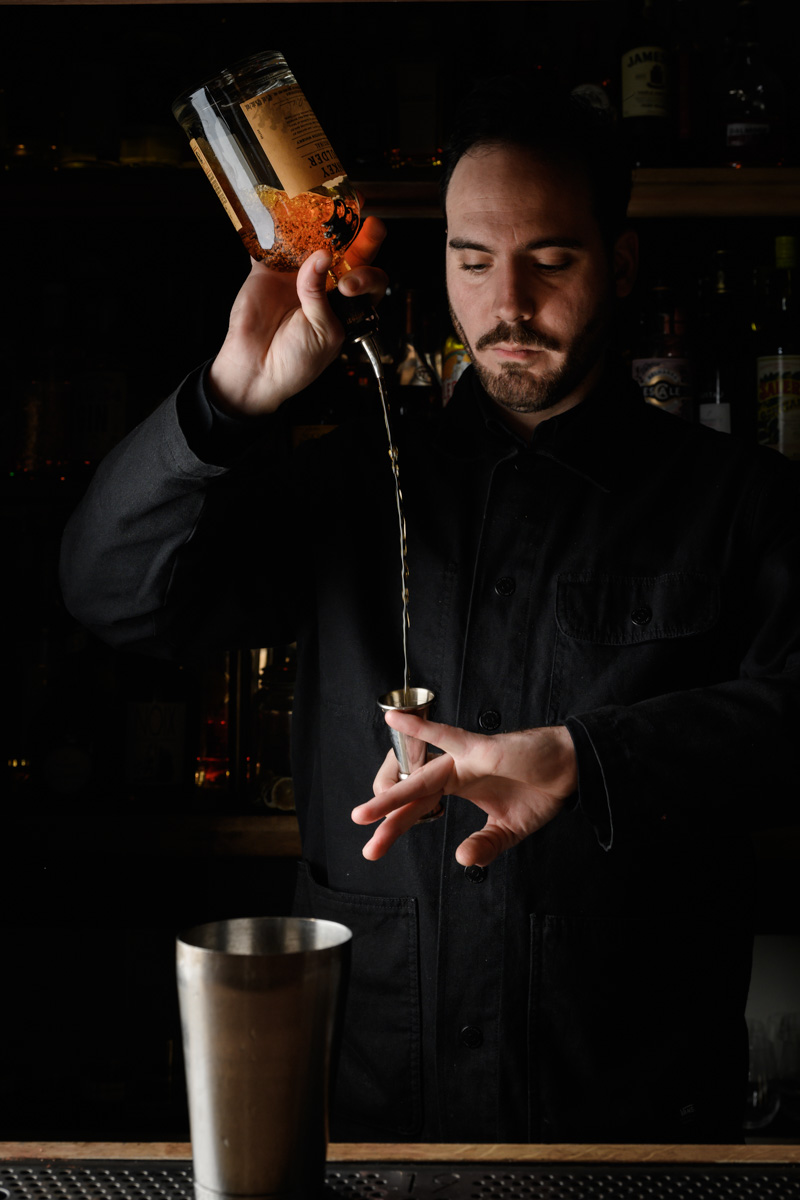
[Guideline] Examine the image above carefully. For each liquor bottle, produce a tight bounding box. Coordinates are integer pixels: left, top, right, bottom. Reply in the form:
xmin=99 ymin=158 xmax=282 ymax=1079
xmin=441 ymin=331 xmax=471 ymax=406
xmin=618 ymin=0 xmax=675 ymax=166
xmin=714 ymin=0 xmax=787 ymax=168
xmin=393 ymin=289 xmax=440 ymax=420
xmin=756 ymin=236 xmax=799 ymax=460
xmin=172 ymin=51 xmax=378 ymax=348
xmin=246 ymin=646 xmax=296 ymax=813
xmin=672 ymin=0 xmax=705 ymax=165
xmin=694 ymin=250 xmax=755 ymax=439
xmin=632 ymin=278 xmax=694 ymax=421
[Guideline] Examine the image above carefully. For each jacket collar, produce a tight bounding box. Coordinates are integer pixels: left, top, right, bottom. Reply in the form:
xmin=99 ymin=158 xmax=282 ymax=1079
xmin=439 ymin=361 xmax=647 ymax=493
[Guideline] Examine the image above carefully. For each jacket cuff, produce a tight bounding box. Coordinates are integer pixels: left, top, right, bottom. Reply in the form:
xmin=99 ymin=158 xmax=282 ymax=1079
xmin=565 ymin=715 xmax=613 ymax=851
xmin=175 ymin=360 xmax=275 ymax=467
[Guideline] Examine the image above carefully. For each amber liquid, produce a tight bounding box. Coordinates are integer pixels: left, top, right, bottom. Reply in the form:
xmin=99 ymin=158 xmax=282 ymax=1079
xmin=249 ymin=185 xmax=360 ymax=272
xmin=361 ymin=340 xmax=411 ymax=704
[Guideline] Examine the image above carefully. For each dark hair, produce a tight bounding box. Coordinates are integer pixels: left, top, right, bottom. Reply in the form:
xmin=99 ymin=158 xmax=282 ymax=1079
xmin=440 ymin=74 xmax=633 ymax=250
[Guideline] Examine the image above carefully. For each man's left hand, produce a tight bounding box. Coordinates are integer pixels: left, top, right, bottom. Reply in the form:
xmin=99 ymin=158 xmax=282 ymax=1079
xmin=352 ymin=714 xmax=578 ymax=866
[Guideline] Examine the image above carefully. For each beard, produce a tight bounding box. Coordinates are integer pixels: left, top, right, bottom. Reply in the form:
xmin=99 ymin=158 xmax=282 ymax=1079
xmin=448 ymin=298 xmax=612 ymax=416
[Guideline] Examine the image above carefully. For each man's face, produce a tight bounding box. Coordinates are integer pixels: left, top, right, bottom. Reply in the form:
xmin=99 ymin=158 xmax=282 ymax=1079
xmin=445 ymin=142 xmax=635 ymax=430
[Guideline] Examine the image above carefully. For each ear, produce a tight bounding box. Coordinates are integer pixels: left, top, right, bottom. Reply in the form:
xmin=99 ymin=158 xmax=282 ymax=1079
xmin=613 ymin=229 xmax=639 ymax=299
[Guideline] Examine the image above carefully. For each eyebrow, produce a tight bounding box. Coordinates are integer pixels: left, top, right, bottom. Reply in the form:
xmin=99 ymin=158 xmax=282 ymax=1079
xmin=447 ymin=236 xmax=583 ymax=253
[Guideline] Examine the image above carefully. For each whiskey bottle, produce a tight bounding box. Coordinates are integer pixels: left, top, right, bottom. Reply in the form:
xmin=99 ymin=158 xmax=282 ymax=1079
xmin=618 ymin=0 xmax=675 ymax=166
xmin=172 ymin=51 xmax=378 ymax=344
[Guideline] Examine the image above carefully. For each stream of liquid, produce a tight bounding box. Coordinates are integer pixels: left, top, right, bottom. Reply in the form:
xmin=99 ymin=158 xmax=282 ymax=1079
xmin=359 ymin=334 xmax=411 ymax=704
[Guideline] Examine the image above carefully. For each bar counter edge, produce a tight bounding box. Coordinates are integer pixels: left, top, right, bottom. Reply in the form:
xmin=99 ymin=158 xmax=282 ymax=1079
xmin=1 ymin=1143 xmax=799 ymax=1164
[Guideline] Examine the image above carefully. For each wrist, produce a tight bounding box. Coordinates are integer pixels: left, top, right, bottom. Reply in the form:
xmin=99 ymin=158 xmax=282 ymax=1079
xmin=546 ymin=724 xmax=579 ymax=797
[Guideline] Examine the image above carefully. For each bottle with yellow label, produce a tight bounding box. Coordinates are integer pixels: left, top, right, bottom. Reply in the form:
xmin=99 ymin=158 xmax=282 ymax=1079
xmin=172 ymin=52 xmax=376 ymax=343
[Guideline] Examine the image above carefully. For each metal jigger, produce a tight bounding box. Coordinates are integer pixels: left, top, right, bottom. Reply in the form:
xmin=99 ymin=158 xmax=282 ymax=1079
xmin=377 ymin=687 xmax=444 ymax=823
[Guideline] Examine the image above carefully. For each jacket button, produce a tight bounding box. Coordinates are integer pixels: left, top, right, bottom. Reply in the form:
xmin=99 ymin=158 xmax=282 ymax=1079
xmin=631 ymin=606 xmax=652 ymax=627
xmin=479 ymin=709 xmax=501 ymax=731
xmin=464 ymin=864 xmax=487 ymax=883
xmin=494 ymin=576 xmax=516 ymax=596
xmin=459 ymin=1025 xmax=483 ymax=1049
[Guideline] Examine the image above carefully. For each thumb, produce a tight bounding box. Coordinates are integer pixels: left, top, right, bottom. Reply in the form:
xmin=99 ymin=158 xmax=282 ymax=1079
xmin=455 ymin=822 xmax=518 ymax=869
xmin=296 ymin=251 xmax=343 ymax=338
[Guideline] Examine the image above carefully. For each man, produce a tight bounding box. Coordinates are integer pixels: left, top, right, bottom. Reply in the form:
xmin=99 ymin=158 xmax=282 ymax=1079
xmin=60 ymin=77 xmax=800 ymax=1144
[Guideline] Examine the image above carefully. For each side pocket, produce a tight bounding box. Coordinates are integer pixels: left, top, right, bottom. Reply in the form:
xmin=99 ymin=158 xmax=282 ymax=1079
xmin=294 ymin=861 xmax=422 ymax=1137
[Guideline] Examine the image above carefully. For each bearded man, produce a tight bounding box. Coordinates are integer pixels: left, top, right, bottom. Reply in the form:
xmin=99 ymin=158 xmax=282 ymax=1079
xmin=61 ymin=76 xmax=800 ymax=1144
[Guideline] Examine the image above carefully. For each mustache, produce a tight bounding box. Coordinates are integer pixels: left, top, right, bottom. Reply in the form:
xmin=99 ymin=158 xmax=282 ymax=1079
xmin=475 ymin=323 xmax=561 ymax=353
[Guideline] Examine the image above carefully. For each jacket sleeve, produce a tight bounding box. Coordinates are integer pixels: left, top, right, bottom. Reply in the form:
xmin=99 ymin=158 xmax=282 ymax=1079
xmin=566 ymin=455 xmax=800 ymax=846
xmin=59 ymin=364 xmax=298 ymax=656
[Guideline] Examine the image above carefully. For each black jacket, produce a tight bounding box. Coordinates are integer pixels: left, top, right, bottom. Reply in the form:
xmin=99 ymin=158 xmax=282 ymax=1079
xmin=60 ymin=362 xmax=800 ymax=1144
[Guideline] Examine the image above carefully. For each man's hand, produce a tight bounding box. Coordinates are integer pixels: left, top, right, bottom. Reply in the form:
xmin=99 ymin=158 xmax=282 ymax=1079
xmin=352 ymin=713 xmax=579 ymax=866
xmin=208 ymin=214 xmax=387 ymax=417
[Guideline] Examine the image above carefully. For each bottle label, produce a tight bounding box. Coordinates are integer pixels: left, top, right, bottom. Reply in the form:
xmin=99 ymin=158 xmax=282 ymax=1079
xmin=189 ymin=139 xmax=243 ymax=231
xmin=632 ymin=357 xmax=693 ymax=419
xmin=240 ymin=83 xmax=346 ymax=198
xmin=698 ymin=402 xmax=732 ymax=434
xmin=442 ymin=340 xmax=471 ymax=405
xmin=757 ymin=355 xmax=800 ymax=459
xmin=726 ymin=122 xmax=770 ymax=148
xmin=621 ymin=46 xmax=670 ymax=119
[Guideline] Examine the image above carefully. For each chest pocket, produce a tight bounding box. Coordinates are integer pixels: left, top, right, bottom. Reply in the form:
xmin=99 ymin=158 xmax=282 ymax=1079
xmin=556 ymin=570 xmax=719 ymax=646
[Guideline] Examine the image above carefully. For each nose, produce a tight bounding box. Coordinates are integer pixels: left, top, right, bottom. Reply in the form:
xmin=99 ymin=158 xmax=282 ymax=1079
xmin=493 ymin=257 xmax=537 ymax=324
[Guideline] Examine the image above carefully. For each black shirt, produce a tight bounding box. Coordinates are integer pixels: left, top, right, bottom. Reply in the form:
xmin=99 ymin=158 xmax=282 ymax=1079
xmin=60 ymin=361 xmax=800 ymax=1143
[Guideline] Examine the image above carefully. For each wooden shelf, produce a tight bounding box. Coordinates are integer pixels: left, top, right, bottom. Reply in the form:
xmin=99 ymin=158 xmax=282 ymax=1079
xmin=3 ymin=168 xmax=799 ymax=220
xmin=13 ymin=811 xmax=302 ymax=859
xmin=629 ymin=168 xmax=800 ymax=219
xmin=358 ymin=169 xmax=800 ymax=219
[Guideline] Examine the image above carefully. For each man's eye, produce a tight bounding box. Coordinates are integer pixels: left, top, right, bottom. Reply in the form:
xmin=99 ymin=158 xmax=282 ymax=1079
xmin=459 ymin=261 xmax=489 ymax=273
xmin=537 ymin=260 xmax=571 ymax=273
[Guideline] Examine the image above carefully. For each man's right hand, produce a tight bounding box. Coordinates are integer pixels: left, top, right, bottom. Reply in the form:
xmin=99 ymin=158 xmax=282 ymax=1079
xmin=207 ymin=213 xmax=387 ymax=418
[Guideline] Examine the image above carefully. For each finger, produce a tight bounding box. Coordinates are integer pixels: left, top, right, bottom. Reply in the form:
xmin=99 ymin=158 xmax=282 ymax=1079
xmin=337 ymin=264 xmax=388 ymax=305
xmin=295 ymin=250 xmax=343 ymax=337
xmin=353 ymin=753 xmax=452 ymax=824
xmin=346 ymin=214 xmax=387 ymax=267
xmin=373 ymin=747 xmax=400 ymax=794
xmin=454 ymin=821 xmax=521 ymax=869
xmin=383 ymin=711 xmax=476 ymax=760
xmin=361 ymin=793 xmax=445 ymax=860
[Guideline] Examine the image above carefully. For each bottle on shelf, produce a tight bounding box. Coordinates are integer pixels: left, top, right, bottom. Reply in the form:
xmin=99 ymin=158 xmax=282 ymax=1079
xmin=441 ymin=330 xmax=471 ymax=406
xmin=672 ymin=0 xmax=706 ymax=166
xmin=631 ymin=277 xmax=695 ymax=421
xmin=713 ymin=0 xmax=787 ymax=168
xmin=245 ymin=645 xmax=296 ymax=814
xmin=755 ymin=235 xmax=799 ymax=460
xmin=694 ymin=249 xmax=756 ymax=440
xmin=618 ymin=0 xmax=675 ymax=167
xmin=393 ymin=288 xmax=441 ymax=420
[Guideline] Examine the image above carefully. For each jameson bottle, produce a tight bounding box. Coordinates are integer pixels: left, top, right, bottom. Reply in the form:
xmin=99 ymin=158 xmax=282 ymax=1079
xmin=172 ymin=52 xmax=377 ymax=342
xmin=618 ymin=0 xmax=675 ymax=166
xmin=756 ymin=236 xmax=800 ymax=460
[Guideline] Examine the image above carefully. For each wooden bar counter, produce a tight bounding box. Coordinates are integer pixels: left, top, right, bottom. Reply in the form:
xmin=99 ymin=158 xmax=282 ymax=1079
xmin=2 ymin=1141 xmax=800 ymax=1164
